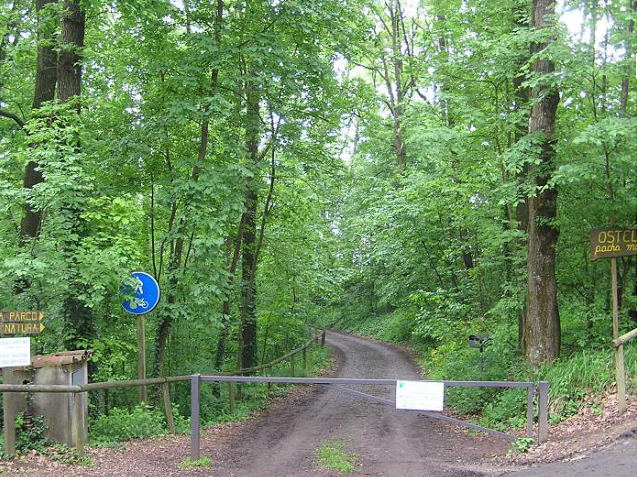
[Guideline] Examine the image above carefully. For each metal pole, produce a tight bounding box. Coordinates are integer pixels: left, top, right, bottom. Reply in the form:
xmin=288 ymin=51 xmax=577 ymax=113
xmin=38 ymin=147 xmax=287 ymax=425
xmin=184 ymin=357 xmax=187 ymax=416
xmin=538 ymin=381 xmax=549 ymax=443
xmin=526 ymin=385 xmax=535 ymax=438
xmin=190 ymin=374 xmax=201 ymax=460
xmin=137 ymin=314 xmax=147 ymax=403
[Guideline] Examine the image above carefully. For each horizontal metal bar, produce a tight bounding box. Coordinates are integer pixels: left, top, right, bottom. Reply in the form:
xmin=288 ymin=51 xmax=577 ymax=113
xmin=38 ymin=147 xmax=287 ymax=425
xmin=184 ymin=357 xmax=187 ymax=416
xmin=199 ymin=375 xmax=534 ymax=389
xmin=200 ymin=376 xmax=397 ymax=385
xmin=417 ymin=411 xmax=516 ymax=441
xmin=443 ymin=380 xmax=533 ymax=388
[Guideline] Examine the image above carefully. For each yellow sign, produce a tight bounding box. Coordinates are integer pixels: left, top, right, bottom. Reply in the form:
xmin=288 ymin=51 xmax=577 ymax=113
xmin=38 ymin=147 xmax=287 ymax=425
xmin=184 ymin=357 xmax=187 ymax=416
xmin=590 ymin=228 xmax=637 ymax=261
xmin=0 ymin=310 xmax=45 ymax=335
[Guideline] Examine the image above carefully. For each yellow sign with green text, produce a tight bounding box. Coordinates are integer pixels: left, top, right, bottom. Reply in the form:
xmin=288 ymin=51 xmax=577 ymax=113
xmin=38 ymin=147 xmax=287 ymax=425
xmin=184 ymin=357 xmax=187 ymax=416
xmin=0 ymin=310 xmax=45 ymax=335
xmin=590 ymin=228 xmax=637 ymax=261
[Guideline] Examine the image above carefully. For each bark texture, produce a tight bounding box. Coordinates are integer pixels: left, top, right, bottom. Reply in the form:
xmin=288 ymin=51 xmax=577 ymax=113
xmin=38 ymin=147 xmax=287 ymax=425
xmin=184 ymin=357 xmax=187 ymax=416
xmin=239 ymin=74 xmax=260 ymax=369
xmin=524 ymin=0 xmax=561 ymax=366
xmin=19 ymin=0 xmax=58 ymax=245
xmin=57 ymin=0 xmax=92 ymax=350
xmin=57 ymin=0 xmax=84 ymax=107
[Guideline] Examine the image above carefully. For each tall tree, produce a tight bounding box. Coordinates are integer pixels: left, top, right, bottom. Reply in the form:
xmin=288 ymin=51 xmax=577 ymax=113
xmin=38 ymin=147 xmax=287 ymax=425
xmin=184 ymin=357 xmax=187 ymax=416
xmin=19 ymin=0 xmax=58 ymax=245
xmin=57 ymin=0 xmax=92 ymax=349
xmin=523 ymin=0 xmax=561 ymax=365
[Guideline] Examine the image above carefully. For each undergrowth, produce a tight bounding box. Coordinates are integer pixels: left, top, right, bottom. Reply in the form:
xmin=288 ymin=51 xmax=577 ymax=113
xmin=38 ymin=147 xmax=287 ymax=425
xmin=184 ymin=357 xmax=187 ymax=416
xmin=88 ymin=343 xmax=332 ymax=444
xmin=426 ymin=336 xmax=637 ymax=429
xmin=323 ymin=305 xmax=637 ymax=432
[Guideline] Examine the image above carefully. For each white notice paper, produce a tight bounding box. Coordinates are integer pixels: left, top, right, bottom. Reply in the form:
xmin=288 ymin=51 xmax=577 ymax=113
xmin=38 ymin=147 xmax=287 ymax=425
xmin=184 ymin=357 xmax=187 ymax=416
xmin=0 ymin=337 xmax=31 ymax=367
xmin=395 ymin=380 xmax=445 ymax=411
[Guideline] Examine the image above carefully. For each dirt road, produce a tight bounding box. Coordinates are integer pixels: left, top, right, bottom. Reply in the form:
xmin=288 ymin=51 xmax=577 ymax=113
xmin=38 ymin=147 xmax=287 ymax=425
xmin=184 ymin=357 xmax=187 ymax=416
xmin=206 ymin=330 xmax=508 ymax=476
xmin=11 ymin=330 xmax=633 ymax=477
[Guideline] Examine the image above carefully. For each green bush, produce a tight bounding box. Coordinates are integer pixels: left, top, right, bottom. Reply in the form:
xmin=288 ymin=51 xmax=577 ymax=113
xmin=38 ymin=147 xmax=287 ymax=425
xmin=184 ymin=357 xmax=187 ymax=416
xmin=89 ymin=404 xmax=167 ymax=444
xmin=14 ymin=412 xmax=52 ymax=453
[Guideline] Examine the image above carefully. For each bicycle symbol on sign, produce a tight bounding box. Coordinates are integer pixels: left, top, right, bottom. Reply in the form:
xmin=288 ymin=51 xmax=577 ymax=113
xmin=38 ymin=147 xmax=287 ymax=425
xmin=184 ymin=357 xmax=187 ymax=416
xmin=121 ymin=271 xmax=160 ymax=315
xmin=132 ymin=279 xmax=149 ymax=309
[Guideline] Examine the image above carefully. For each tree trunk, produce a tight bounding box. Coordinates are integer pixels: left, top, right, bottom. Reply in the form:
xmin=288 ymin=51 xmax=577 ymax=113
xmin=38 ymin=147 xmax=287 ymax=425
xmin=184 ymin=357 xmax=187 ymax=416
xmin=523 ymin=0 xmax=561 ymax=366
xmin=56 ymin=0 xmax=83 ymax=107
xmin=240 ymin=188 xmax=258 ymax=369
xmin=56 ymin=0 xmax=93 ymax=350
xmin=377 ymin=0 xmax=408 ymax=175
xmin=19 ymin=0 xmax=58 ymax=246
xmin=154 ymin=0 xmax=223 ymax=377
xmin=56 ymin=0 xmax=84 ymax=107
xmin=214 ymin=218 xmax=245 ymax=375
xmin=238 ymin=77 xmax=260 ymax=370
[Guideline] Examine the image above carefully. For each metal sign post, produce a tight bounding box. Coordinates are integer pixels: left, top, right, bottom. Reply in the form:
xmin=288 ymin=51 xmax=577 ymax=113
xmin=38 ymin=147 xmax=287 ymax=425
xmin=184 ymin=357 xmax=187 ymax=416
xmin=121 ymin=272 xmax=160 ymax=403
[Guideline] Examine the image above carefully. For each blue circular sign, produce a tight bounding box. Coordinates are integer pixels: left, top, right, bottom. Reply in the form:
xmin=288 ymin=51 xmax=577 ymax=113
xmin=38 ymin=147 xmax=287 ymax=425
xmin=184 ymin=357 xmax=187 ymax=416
xmin=121 ymin=271 xmax=160 ymax=315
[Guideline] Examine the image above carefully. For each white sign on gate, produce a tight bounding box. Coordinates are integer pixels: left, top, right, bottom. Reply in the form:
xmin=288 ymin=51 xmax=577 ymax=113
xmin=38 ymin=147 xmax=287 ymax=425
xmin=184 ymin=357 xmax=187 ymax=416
xmin=0 ymin=337 xmax=31 ymax=367
xmin=396 ymin=380 xmax=445 ymax=411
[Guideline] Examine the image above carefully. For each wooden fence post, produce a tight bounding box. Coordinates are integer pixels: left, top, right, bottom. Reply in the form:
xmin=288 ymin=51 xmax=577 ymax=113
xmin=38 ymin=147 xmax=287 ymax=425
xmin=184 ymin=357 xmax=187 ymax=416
xmin=162 ymin=382 xmax=175 ymax=434
xmin=267 ymin=366 xmax=273 ymax=394
xmin=321 ymin=330 xmax=326 ymax=347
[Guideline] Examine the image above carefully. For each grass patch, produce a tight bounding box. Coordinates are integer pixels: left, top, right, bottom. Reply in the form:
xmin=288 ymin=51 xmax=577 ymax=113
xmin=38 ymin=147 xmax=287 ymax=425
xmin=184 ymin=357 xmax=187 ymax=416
xmin=315 ymin=438 xmax=357 ymax=474
xmin=180 ymin=456 xmax=212 ymax=469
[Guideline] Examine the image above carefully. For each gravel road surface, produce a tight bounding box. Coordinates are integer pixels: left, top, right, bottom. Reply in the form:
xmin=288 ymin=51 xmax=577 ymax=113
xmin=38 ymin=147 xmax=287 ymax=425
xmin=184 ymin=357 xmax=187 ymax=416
xmin=207 ymin=330 xmax=508 ymax=476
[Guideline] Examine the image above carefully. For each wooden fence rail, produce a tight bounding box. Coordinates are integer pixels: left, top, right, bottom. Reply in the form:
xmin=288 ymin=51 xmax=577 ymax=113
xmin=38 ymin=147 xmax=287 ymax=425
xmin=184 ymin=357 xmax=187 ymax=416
xmin=0 ymin=329 xmax=326 ymax=456
xmin=612 ymin=328 xmax=637 ymax=348
xmin=611 ymin=326 xmax=637 ymax=415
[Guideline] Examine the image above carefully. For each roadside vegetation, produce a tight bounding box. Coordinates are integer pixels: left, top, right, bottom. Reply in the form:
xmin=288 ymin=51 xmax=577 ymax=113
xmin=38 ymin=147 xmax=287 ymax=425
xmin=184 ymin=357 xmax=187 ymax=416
xmin=321 ymin=312 xmax=637 ymax=430
xmin=1 ymin=0 xmax=635 ymax=455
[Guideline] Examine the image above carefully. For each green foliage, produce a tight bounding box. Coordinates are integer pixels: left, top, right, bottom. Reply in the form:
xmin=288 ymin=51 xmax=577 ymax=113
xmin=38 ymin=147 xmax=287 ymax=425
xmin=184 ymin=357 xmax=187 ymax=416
xmin=0 ymin=0 xmax=635 ymax=453
xmin=314 ymin=438 xmax=357 ymax=474
xmin=511 ymin=437 xmax=535 ymax=454
xmin=180 ymin=456 xmax=212 ymax=469
xmin=14 ymin=413 xmax=52 ymax=453
xmin=89 ymin=405 xmax=167 ymax=444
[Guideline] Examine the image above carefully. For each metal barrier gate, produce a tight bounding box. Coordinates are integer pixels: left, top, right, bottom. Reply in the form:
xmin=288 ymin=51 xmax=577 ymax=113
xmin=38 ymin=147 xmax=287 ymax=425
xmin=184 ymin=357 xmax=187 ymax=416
xmin=189 ymin=375 xmax=549 ymax=459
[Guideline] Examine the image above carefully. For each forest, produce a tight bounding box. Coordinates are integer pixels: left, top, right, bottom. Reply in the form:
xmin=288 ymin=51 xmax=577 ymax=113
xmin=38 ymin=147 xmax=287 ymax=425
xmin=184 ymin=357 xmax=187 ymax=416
xmin=0 ymin=0 xmax=636 ymax=441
